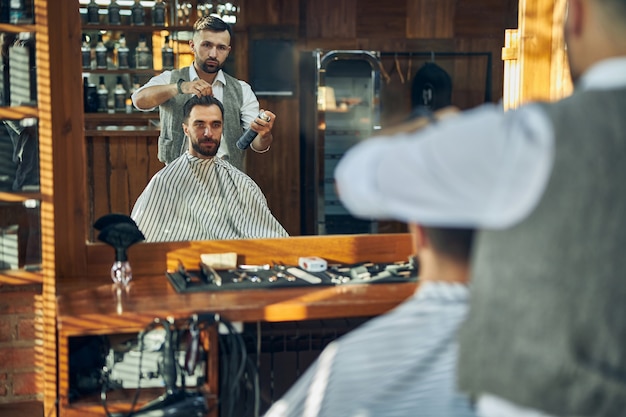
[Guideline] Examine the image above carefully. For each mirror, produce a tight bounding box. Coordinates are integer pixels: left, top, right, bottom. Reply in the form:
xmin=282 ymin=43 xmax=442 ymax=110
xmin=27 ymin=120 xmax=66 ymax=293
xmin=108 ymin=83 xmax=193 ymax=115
xmin=84 ymin=52 xmax=494 ymax=242
xmin=83 ymin=4 xmax=497 ymax=241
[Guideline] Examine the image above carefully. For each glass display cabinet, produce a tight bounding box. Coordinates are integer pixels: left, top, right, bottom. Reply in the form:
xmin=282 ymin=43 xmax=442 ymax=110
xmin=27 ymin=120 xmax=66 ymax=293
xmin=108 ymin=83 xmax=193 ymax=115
xmin=301 ymin=50 xmax=382 ymax=235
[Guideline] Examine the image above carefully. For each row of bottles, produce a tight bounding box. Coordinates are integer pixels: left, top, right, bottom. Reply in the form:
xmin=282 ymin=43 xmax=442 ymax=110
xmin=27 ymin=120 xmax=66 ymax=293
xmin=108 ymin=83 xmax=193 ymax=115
xmin=82 ymin=32 xmax=175 ymax=71
xmin=0 ymin=0 xmax=34 ymax=24
xmin=84 ymin=74 xmax=143 ymax=113
xmin=83 ymin=0 xmax=170 ymax=27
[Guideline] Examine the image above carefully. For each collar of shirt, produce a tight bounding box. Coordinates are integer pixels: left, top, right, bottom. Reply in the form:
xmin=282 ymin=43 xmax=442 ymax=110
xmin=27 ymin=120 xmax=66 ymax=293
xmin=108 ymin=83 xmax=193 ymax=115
xmin=577 ymin=56 xmax=626 ymax=91
xmin=188 ymin=65 xmax=226 ymax=86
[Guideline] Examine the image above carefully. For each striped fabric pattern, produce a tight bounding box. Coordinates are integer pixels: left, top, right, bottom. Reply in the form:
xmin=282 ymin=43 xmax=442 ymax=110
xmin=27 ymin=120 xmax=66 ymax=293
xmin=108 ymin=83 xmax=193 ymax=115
xmin=131 ymin=153 xmax=288 ymax=242
xmin=264 ymin=281 xmax=477 ymax=417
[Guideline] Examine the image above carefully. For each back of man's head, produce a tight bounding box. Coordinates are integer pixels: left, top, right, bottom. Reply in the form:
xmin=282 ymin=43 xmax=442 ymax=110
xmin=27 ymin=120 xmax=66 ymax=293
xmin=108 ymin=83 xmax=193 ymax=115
xmin=183 ymin=95 xmax=225 ymax=122
xmin=590 ymin=0 xmax=626 ymax=38
xmin=423 ymin=226 xmax=475 ymax=264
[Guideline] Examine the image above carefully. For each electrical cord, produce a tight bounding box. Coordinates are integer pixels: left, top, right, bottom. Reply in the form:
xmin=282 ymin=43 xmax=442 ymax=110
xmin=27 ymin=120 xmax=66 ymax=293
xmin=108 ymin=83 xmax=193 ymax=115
xmin=99 ymin=313 xmax=259 ymax=417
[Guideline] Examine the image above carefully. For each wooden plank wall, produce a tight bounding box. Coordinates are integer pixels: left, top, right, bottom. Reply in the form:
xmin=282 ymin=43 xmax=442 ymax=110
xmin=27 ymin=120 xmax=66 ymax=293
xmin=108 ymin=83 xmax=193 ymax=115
xmin=88 ymin=0 xmax=518 ymax=238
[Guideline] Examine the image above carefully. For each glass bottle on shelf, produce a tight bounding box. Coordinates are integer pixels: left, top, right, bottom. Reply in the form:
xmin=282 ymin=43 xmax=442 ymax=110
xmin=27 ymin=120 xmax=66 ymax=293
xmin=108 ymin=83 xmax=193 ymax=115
xmin=97 ymin=75 xmax=109 ymax=113
xmin=108 ymin=0 xmax=121 ymax=25
xmin=161 ymin=35 xmax=174 ymax=70
xmin=134 ymin=34 xmax=152 ymax=69
xmin=130 ymin=76 xmax=141 ymax=97
xmin=86 ymin=0 xmax=99 ymax=24
xmin=131 ymin=0 xmax=145 ymax=26
xmin=95 ymin=34 xmax=107 ymax=69
xmin=81 ymin=34 xmax=92 ymax=70
xmin=152 ymin=0 xmax=167 ymax=26
xmin=114 ymin=76 xmax=127 ymax=113
xmin=83 ymin=76 xmax=98 ymax=113
xmin=0 ymin=1 xmax=9 ymax=23
xmin=116 ymin=34 xmax=129 ymax=69
xmin=9 ymin=0 xmax=31 ymax=24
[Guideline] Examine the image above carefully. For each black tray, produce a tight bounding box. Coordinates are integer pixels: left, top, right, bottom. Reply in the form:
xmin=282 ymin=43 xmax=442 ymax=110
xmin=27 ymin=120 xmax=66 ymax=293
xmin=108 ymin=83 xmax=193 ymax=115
xmin=166 ymin=261 xmax=418 ymax=293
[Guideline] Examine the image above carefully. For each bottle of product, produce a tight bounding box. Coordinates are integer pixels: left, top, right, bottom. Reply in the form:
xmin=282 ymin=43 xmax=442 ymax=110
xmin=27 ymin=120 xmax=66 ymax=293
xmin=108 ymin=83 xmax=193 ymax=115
xmin=116 ymin=34 xmax=129 ymax=69
xmin=134 ymin=35 xmax=152 ymax=69
xmin=83 ymin=76 xmax=98 ymax=113
xmin=0 ymin=1 xmax=10 ymax=23
xmin=95 ymin=34 xmax=107 ymax=69
xmin=130 ymin=75 xmax=141 ymax=96
xmin=97 ymin=76 xmax=109 ymax=112
xmin=86 ymin=0 xmax=99 ymax=24
xmin=131 ymin=0 xmax=145 ymax=25
xmin=152 ymin=0 xmax=166 ymax=26
xmin=161 ymin=35 xmax=174 ymax=70
xmin=114 ymin=76 xmax=127 ymax=112
xmin=81 ymin=34 xmax=92 ymax=70
xmin=108 ymin=0 xmax=121 ymax=25
xmin=9 ymin=0 xmax=26 ymax=24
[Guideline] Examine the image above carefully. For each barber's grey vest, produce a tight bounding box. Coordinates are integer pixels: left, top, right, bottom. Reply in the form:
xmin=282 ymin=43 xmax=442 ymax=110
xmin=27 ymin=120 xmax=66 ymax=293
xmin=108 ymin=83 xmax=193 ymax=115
xmin=158 ymin=68 xmax=245 ymax=169
xmin=458 ymin=88 xmax=626 ymax=416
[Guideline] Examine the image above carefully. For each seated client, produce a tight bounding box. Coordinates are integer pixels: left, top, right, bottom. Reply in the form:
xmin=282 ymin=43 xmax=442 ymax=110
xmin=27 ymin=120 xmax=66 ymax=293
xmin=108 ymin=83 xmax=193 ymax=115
xmin=131 ymin=95 xmax=288 ymax=242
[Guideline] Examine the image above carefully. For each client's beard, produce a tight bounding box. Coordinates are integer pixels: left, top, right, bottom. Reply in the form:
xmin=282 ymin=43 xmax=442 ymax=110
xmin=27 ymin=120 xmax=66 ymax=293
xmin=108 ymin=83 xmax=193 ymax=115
xmin=192 ymin=138 xmax=220 ymax=157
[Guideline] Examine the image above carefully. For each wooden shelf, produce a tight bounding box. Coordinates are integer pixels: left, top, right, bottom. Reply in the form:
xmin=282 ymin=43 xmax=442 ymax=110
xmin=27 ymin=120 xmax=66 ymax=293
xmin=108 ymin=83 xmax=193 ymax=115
xmin=0 ymin=106 xmax=38 ymax=119
xmin=82 ymin=68 xmax=159 ymax=75
xmin=0 ymin=269 xmax=43 ymax=286
xmin=0 ymin=23 xmax=37 ymax=33
xmin=0 ymin=191 xmax=43 ymax=202
xmin=80 ymin=24 xmax=193 ymax=33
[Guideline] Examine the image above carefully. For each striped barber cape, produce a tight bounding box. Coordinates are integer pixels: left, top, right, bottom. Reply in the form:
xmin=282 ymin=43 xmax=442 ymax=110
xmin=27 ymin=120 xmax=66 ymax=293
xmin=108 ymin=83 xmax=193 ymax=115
xmin=131 ymin=153 xmax=288 ymax=242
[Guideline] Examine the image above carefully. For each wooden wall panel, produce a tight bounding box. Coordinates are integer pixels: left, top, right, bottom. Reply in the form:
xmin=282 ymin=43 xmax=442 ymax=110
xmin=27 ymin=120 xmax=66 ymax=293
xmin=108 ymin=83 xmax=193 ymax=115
xmin=452 ymin=38 xmax=504 ymax=108
xmin=246 ymin=98 xmax=301 ymax=236
xmin=455 ymin=0 xmax=510 ymax=37
xmin=240 ymin=0 xmax=300 ymax=25
xmin=356 ymin=0 xmax=406 ymax=39
xmin=87 ymin=135 xmax=162 ymax=240
xmin=303 ymin=0 xmax=357 ymax=39
xmin=407 ymin=0 xmax=456 ymax=39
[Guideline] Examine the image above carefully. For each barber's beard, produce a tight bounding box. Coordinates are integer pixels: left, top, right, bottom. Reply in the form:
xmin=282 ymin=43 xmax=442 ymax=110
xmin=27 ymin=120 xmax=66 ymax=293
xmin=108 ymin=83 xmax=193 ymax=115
xmin=192 ymin=138 xmax=220 ymax=157
xmin=199 ymin=59 xmax=221 ymax=74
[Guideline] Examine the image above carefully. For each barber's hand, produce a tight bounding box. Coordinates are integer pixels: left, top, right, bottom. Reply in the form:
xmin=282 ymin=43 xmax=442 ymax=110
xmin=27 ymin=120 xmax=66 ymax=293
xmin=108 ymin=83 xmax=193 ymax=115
xmin=250 ymin=109 xmax=276 ymax=152
xmin=179 ymin=79 xmax=213 ymax=97
xmin=253 ymin=109 xmax=276 ymax=138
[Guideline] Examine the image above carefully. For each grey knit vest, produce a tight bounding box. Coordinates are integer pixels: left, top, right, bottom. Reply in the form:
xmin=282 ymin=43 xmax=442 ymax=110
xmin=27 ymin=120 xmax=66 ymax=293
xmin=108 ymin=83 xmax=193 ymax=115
xmin=458 ymin=88 xmax=626 ymax=416
xmin=158 ymin=68 xmax=244 ymax=169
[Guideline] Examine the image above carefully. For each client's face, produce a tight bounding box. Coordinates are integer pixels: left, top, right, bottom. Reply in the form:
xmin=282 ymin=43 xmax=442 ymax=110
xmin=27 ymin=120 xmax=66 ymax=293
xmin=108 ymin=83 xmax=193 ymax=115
xmin=184 ymin=104 xmax=223 ymax=159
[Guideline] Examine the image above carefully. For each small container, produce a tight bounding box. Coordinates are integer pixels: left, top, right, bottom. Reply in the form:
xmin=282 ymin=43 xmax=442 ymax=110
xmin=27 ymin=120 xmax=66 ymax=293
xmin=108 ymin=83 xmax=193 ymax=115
xmin=111 ymin=260 xmax=132 ymax=286
xmin=131 ymin=0 xmax=145 ymax=25
xmin=108 ymin=0 xmax=121 ymax=25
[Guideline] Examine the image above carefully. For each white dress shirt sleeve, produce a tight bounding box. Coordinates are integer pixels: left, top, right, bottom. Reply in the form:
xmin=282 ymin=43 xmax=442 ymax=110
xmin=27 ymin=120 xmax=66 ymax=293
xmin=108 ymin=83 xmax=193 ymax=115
xmin=334 ymin=103 xmax=555 ymax=229
xmin=239 ymin=80 xmax=260 ymax=129
xmin=130 ymin=70 xmax=173 ymax=111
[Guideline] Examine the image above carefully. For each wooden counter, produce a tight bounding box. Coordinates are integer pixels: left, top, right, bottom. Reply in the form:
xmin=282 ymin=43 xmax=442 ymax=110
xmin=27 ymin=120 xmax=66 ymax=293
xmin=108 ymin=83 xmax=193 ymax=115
xmin=56 ymin=234 xmax=416 ymax=416
xmin=57 ymin=275 xmax=418 ymax=336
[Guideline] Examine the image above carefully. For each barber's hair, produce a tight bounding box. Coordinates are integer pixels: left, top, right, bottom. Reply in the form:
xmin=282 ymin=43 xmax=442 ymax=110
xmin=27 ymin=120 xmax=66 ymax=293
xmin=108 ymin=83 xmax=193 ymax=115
xmin=597 ymin=0 xmax=626 ymax=27
xmin=423 ymin=227 xmax=475 ymax=262
xmin=193 ymin=15 xmax=233 ymax=39
xmin=182 ymin=95 xmax=225 ymax=122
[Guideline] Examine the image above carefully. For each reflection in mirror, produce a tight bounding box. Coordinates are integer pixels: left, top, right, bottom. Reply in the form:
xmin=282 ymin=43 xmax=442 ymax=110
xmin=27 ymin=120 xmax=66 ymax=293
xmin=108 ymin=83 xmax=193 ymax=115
xmin=0 ymin=118 xmax=39 ymax=192
xmin=0 ymin=200 xmax=41 ymax=272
